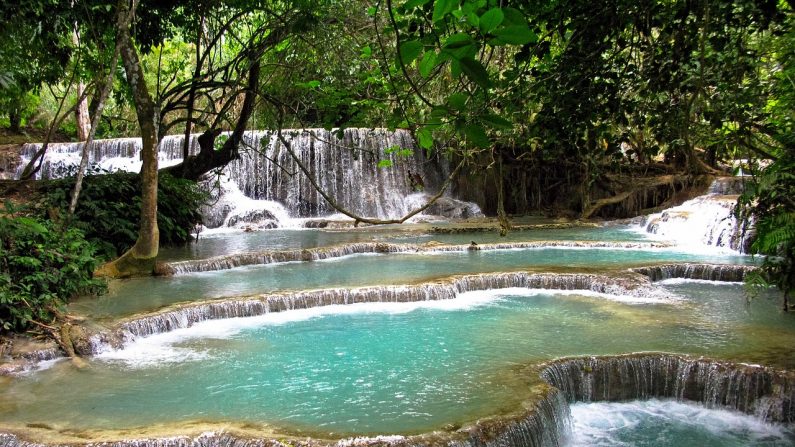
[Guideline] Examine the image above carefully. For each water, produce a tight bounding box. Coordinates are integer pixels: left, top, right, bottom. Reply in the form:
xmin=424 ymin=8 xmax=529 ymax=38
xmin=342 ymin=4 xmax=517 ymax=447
xmin=569 ymin=400 xmax=795 ymax=446
xmin=4 ymin=283 xmax=794 ymax=437
xmin=71 ymin=244 xmax=753 ymax=319
xmin=157 ymin=224 xmax=648 ymax=262
xmin=641 ymin=194 xmax=749 ymax=252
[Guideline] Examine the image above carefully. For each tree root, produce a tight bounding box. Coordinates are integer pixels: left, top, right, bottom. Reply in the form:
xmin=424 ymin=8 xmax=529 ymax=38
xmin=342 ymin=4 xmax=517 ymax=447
xmin=95 ymin=247 xmax=157 ymax=278
xmin=580 ymin=174 xmax=706 ymax=220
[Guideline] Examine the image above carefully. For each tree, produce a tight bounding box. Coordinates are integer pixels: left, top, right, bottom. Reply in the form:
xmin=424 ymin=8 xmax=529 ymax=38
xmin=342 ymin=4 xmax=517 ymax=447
xmin=94 ymin=0 xmax=160 ymax=277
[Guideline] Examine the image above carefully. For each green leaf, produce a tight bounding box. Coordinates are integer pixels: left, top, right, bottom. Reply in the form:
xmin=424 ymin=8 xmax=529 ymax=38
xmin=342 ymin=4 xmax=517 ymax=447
xmin=492 ymin=25 xmax=537 ymax=45
xmin=459 ymin=57 xmax=491 ymax=89
xmin=479 ymin=8 xmax=504 ymax=34
xmin=399 ymin=40 xmax=424 ymax=65
xmin=377 ymin=159 xmax=393 ymax=168
xmin=417 ymin=127 xmax=434 ymax=149
xmin=443 ymin=33 xmax=475 ymax=49
xmin=432 ymin=0 xmax=457 ymax=22
xmin=16 ymin=217 xmax=46 ymax=234
xmin=419 ymin=51 xmax=439 ymax=78
xmin=482 ymin=113 xmax=513 ymax=129
xmin=501 ymin=7 xmax=526 ymax=26
xmin=466 ymin=12 xmax=479 ymax=28
xmin=428 ymin=106 xmax=449 ymax=126
xmin=450 ymin=59 xmax=462 ymax=78
xmin=464 ymin=124 xmax=491 ymax=148
xmin=442 ymin=33 xmax=478 ymax=60
xmin=360 ymin=45 xmax=372 ymax=58
xmin=447 ymin=92 xmax=468 ymax=111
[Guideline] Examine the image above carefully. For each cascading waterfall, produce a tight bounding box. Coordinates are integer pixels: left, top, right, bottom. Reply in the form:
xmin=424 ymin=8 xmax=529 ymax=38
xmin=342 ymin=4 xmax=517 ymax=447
xmin=13 ymin=129 xmax=481 ymax=225
xmin=227 ymin=129 xmax=474 ymax=220
xmin=631 ymin=263 xmax=756 ymax=282
xmin=16 ymin=135 xmax=197 ymax=179
xmin=640 ymin=178 xmax=750 ymax=252
xmin=161 ymin=240 xmax=675 ymax=275
xmin=540 ymin=353 xmax=795 ymax=424
xmin=446 ymin=387 xmax=571 ymax=447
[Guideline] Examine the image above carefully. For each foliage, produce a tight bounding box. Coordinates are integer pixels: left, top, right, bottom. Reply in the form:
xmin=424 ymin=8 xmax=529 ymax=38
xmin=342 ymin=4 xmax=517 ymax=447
xmin=737 ymin=7 xmax=795 ymax=311
xmin=739 ymin=156 xmax=795 ymax=311
xmin=38 ymin=171 xmax=209 ymax=259
xmin=0 ymin=202 xmax=105 ymax=332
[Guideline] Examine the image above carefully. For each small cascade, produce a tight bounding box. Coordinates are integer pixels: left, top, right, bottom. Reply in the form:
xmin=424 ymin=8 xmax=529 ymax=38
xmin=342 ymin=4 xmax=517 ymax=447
xmin=162 ymin=240 xmax=674 ymax=275
xmin=449 ymin=387 xmax=571 ymax=447
xmin=632 ymin=263 xmax=756 ymax=282
xmin=200 ymin=177 xmax=296 ymax=230
xmin=96 ymin=271 xmax=660 ymax=346
xmin=540 ymin=353 xmax=795 ymax=423
xmin=640 ymin=178 xmax=750 ymax=252
xmin=708 ymin=176 xmax=748 ymax=195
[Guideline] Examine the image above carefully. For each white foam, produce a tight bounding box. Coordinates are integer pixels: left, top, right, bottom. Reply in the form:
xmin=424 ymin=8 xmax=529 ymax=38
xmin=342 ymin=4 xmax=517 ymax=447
xmin=465 ymin=287 xmax=680 ymax=305
xmin=638 ymin=193 xmax=748 ymax=254
xmin=569 ymin=399 xmax=794 ymax=446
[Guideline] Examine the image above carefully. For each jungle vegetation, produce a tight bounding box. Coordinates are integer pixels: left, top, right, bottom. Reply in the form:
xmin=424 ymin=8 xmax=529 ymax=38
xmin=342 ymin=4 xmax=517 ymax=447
xmin=0 ymin=0 xmax=794 ymax=332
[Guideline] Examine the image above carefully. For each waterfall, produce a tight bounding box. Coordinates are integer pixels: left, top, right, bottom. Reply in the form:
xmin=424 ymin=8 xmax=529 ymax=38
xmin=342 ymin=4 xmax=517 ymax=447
xmin=95 ymin=271 xmax=662 ymax=347
xmin=540 ymin=353 xmax=795 ymax=424
xmin=640 ymin=178 xmax=750 ymax=252
xmin=447 ymin=387 xmax=571 ymax=447
xmin=227 ymin=129 xmax=452 ymax=219
xmin=162 ymin=240 xmax=674 ymax=275
xmin=16 ymin=135 xmax=196 ymax=179
xmin=13 ymin=129 xmax=481 ymax=223
xmin=631 ymin=263 xmax=756 ymax=282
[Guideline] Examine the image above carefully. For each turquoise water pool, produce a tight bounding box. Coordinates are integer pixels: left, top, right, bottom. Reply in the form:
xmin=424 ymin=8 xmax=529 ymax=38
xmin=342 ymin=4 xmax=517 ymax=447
xmin=72 ymin=245 xmax=752 ymax=319
xmin=4 ymin=282 xmax=793 ymax=437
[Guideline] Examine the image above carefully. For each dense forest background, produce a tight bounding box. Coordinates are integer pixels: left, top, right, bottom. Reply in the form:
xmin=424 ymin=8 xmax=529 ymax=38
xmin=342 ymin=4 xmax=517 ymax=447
xmin=1 ymin=0 xmax=794 ymax=331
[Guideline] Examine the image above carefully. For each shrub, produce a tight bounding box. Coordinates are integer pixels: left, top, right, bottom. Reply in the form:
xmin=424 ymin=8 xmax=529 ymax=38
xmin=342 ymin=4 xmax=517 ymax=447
xmin=0 ymin=202 xmax=105 ymax=332
xmin=38 ymin=170 xmax=208 ymax=259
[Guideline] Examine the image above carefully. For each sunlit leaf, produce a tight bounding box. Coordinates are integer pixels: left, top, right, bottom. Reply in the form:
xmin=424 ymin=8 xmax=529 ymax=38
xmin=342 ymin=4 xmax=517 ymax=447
xmin=479 ymin=8 xmax=504 ymax=34
xmin=417 ymin=127 xmax=434 ymax=149
xmin=432 ymin=0 xmax=457 ymax=22
xmin=419 ymin=51 xmax=438 ymax=78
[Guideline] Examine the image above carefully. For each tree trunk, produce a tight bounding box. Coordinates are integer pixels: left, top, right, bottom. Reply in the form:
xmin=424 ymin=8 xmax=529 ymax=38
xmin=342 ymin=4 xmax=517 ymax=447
xmin=73 ymin=28 xmax=91 ymax=141
xmin=75 ymin=81 xmax=91 ymax=141
xmin=163 ymin=61 xmax=261 ymax=181
xmin=8 ymin=109 xmax=21 ymax=133
xmin=95 ymin=0 xmax=159 ymax=278
xmin=69 ymin=41 xmax=121 ymax=217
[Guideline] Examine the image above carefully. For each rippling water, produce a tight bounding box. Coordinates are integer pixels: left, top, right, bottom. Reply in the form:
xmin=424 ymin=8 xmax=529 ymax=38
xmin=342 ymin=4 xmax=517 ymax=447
xmin=4 ymin=283 xmax=793 ymax=436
